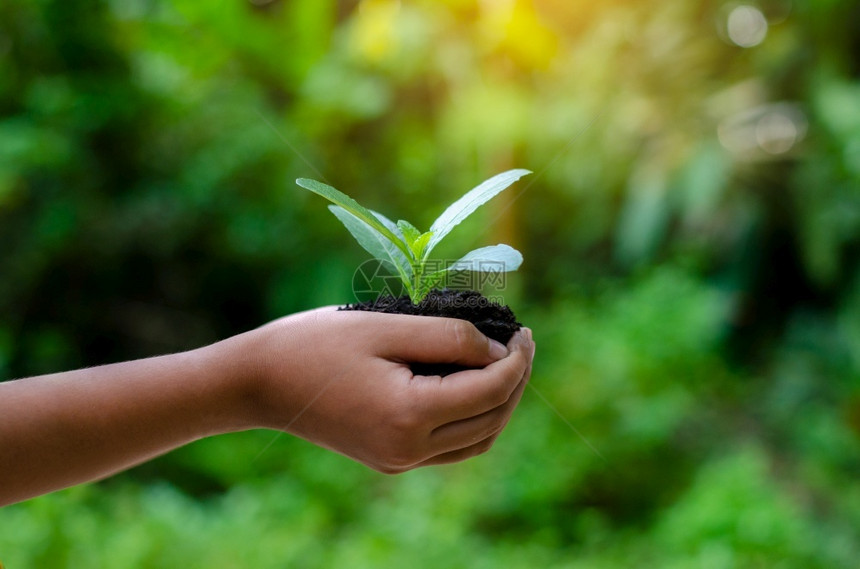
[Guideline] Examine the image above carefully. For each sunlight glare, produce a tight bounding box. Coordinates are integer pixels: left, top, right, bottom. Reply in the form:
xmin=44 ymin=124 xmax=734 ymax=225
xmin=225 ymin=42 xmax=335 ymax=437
xmin=727 ymin=5 xmax=768 ymax=48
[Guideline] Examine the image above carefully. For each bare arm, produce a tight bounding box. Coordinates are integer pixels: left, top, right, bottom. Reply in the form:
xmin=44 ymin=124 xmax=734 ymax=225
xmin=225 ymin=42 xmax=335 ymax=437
xmin=0 ymin=307 xmax=534 ymax=506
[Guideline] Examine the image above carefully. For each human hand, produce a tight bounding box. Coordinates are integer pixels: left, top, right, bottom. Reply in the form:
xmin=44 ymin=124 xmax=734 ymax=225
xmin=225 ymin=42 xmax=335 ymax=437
xmin=226 ymin=308 xmax=535 ymax=473
xmin=0 ymin=306 xmax=532 ymax=505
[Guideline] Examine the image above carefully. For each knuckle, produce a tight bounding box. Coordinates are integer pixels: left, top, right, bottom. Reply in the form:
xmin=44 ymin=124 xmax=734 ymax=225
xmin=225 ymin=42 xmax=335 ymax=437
xmin=487 ymin=381 xmax=513 ymax=408
xmin=473 ymin=417 xmax=506 ymax=444
xmin=446 ymin=319 xmax=479 ymax=352
xmin=388 ymin=404 xmax=423 ymax=435
xmin=475 ymin=436 xmax=497 ymax=456
xmin=486 ymin=415 xmax=507 ymax=437
xmin=375 ymin=433 xmax=422 ymax=472
xmin=376 ymin=463 xmax=408 ymax=475
xmin=382 ymin=449 xmax=419 ymax=472
xmin=371 ymin=393 xmax=428 ymax=474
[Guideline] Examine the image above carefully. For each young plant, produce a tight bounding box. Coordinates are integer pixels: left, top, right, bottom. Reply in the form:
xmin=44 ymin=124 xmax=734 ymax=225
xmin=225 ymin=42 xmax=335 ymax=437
xmin=296 ymin=169 xmax=531 ymax=304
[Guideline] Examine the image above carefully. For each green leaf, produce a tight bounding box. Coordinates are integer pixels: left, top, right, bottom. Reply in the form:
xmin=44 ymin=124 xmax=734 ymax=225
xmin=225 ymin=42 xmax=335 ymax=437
xmin=427 ymin=169 xmax=531 ymax=253
xmin=328 ymin=206 xmax=413 ymax=279
xmin=413 ymin=231 xmax=434 ymax=259
xmin=396 ymin=219 xmax=421 ymax=243
xmin=372 ymin=211 xmax=418 ymax=265
xmin=296 ymin=178 xmax=411 ymax=259
xmin=446 ymin=244 xmax=523 ymax=272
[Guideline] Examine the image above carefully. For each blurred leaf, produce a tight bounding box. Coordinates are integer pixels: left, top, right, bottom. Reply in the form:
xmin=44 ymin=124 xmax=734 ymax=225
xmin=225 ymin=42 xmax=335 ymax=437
xmin=446 ymin=244 xmax=523 ymax=273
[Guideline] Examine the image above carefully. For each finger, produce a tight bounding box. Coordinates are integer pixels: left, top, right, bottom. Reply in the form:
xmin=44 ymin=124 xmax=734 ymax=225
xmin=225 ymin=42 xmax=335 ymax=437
xmin=417 ymin=347 xmax=531 ymax=467
xmin=362 ymin=313 xmax=510 ymax=367
xmin=414 ymin=431 xmax=503 ymax=467
xmin=412 ymin=329 xmax=534 ymax=426
xmin=428 ymin=361 xmax=530 ymax=454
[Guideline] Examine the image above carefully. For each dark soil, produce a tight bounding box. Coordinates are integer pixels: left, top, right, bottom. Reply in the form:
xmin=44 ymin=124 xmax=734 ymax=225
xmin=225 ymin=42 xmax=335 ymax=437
xmin=340 ymin=289 xmax=521 ymax=376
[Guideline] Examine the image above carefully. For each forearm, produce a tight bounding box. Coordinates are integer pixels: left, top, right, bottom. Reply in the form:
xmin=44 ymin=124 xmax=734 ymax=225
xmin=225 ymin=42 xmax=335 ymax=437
xmin=0 ymin=340 xmax=253 ymax=507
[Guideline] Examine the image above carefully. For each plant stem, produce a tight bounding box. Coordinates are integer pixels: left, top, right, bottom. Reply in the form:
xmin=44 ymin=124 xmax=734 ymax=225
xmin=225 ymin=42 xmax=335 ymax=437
xmin=410 ymin=262 xmax=424 ymax=304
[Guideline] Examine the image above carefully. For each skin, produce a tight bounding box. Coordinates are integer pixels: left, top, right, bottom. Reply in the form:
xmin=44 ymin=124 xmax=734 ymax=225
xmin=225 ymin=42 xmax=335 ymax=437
xmin=0 ymin=307 xmax=535 ymax=507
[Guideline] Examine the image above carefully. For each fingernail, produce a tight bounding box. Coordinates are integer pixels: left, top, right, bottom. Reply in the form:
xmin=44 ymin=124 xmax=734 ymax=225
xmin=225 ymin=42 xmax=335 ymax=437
xmin=489 ymin=339 xmax=508 ymax=359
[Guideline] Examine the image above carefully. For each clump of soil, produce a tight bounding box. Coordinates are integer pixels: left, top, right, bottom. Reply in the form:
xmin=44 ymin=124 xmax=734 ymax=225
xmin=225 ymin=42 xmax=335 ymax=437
xmin=341 ymin=289 xmax=521 ymax=376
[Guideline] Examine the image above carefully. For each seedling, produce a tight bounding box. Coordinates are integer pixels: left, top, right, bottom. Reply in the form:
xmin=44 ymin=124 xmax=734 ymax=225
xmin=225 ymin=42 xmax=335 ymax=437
xmin=296 ymin=169 xmax=531 ymax=304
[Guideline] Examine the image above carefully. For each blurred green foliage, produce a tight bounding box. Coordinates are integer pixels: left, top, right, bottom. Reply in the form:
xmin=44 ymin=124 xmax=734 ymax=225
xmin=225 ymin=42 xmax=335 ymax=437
xmin=2 ymin=0 xmax=860 ymax=566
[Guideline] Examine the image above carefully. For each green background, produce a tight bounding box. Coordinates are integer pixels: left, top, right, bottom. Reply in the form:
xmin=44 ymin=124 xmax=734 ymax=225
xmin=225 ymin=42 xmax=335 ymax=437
xmin=2 ymin=0 xmax=860 ymax=566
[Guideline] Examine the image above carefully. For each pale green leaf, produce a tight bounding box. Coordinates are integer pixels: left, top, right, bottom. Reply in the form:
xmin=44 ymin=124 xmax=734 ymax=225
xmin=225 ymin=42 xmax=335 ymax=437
xmin=446 ymin=244 xmax=523 ymax=272
xmin=427 ymin=169 xmax=531 ymax=253
xmin=296 ymin=178 xmax=411 ymax=259
xmin=328 ymin=206 xmax=413 ymax=279
xmin=371 ymin=211 xmax=409 ymax=242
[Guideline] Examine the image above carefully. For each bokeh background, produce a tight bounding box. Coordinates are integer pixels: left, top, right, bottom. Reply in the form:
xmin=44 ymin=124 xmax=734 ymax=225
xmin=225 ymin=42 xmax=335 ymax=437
xmin=2 ymin=0 xmax=860 ymax=566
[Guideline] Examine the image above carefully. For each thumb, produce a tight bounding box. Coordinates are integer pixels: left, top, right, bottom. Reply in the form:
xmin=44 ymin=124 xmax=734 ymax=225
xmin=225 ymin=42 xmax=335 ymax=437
xmin=373 ymin=315 xmax=509 ymax=367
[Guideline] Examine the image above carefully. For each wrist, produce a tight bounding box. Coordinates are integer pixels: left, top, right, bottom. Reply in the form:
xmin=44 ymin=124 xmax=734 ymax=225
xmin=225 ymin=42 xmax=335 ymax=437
xmin=196 ymin=316 xmax=309 ymax=433
xmin=190 ymin=332 xmax=269 ymax=435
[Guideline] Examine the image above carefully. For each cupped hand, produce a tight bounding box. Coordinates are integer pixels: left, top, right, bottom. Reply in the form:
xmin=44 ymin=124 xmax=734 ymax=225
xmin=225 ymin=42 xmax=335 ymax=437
xmin=235 ymin=308 xmax=535 ymax=473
